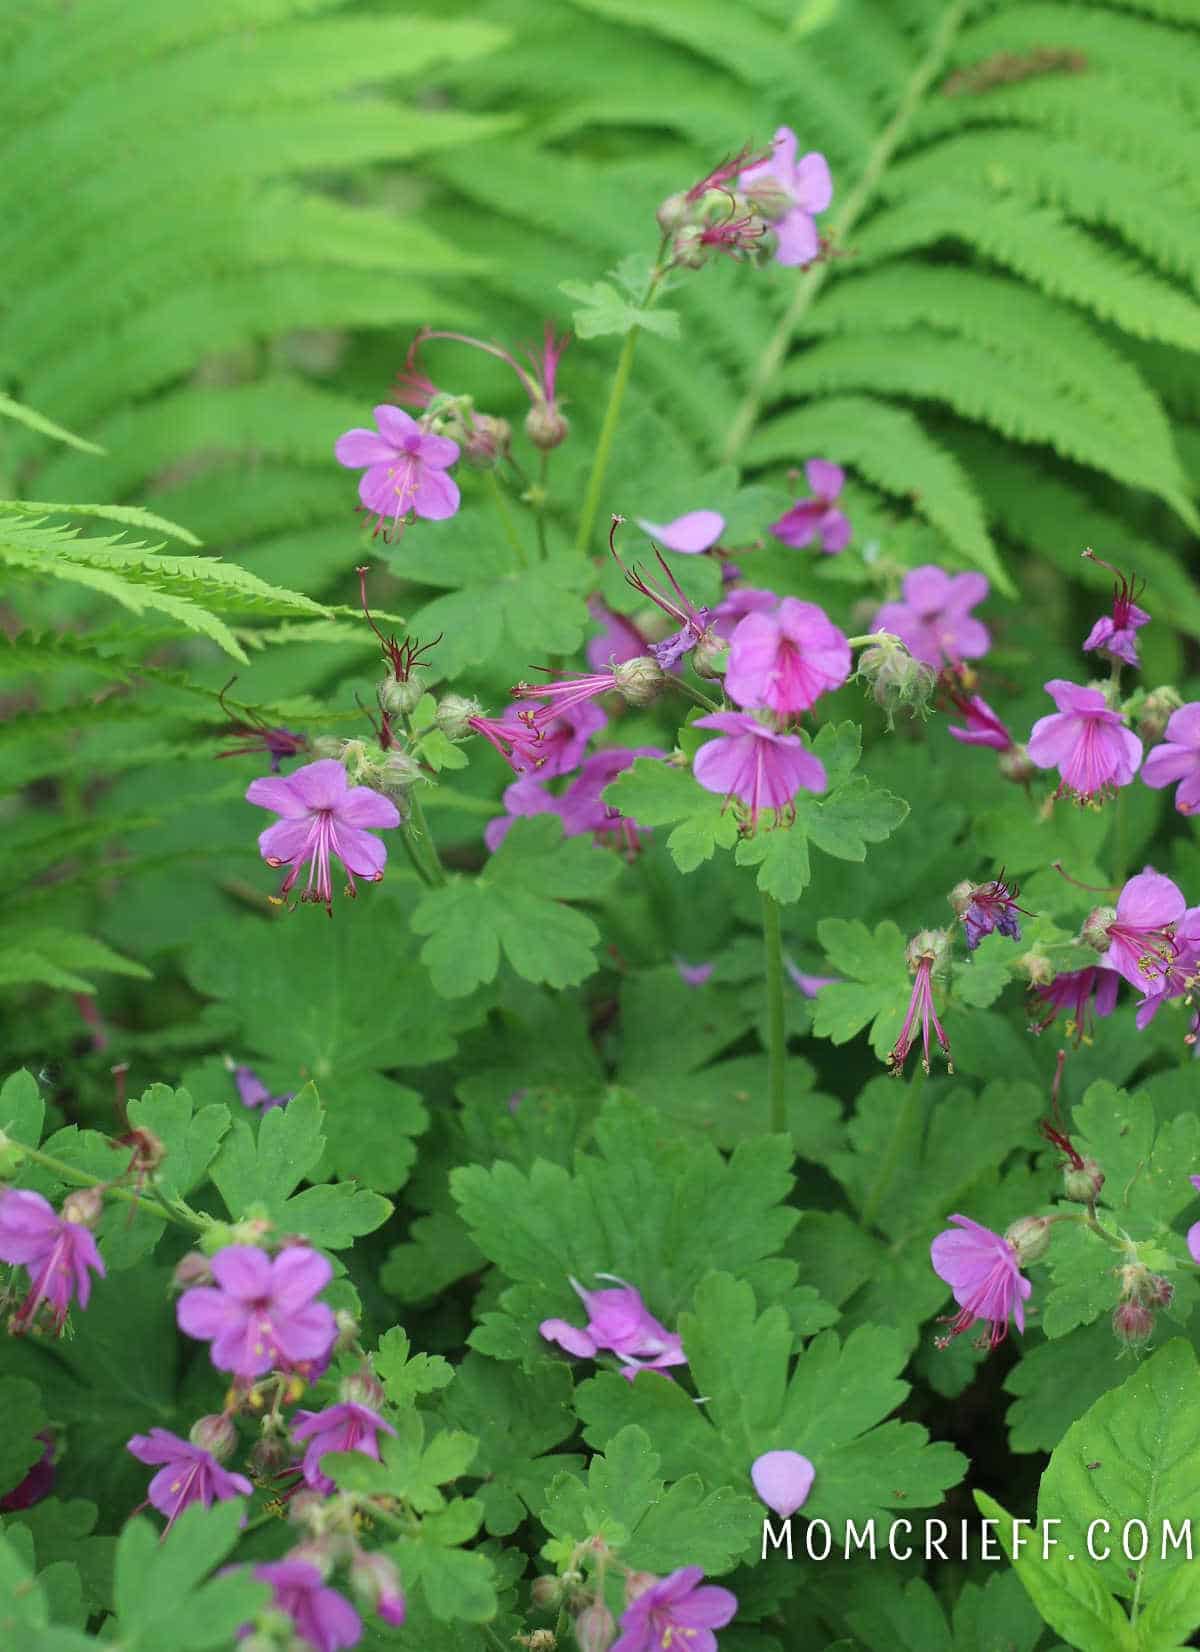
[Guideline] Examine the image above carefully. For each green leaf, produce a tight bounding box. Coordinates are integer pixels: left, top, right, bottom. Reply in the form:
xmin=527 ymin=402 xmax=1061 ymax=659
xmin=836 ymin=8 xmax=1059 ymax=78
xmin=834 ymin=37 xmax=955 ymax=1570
xmin=602 ymin=758 xmax=739 ymax=873
xmin=973 ymin=1490 xmax=1133 ymax=1652
xmin=411 ymin=816 xmax=624 ymax=997
xmin=126 ymin=1084 xmax=230 ymax=1202
xmin=0 ymin=1069 xmax=45 ymax=1149
xmin=375 ymin=1327 xmax=455 ymax=1409
xmin=811 ymin=918 xmax=912 ymax=1057
xmin=110 ymin=1502 xmax=269 ymax=1652
xmin=559 ymin=279 xmax=680 ymax=340
xmin=0 ymin=1379 xmax=49 ymax=1503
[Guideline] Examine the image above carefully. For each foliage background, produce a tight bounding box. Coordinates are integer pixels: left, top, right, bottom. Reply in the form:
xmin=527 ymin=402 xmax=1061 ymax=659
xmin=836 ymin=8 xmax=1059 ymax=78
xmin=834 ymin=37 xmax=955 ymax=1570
xmin=3 ymin=0 xmax=1200 ymax=1648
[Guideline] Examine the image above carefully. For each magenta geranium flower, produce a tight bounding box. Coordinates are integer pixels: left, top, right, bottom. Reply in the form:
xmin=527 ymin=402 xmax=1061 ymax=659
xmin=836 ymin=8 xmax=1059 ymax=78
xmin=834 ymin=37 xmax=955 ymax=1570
xmin=888 ymin=932 xmax=952 ymax=1077
xmin=251 ymin=1560 xmax=362 ymax=1652
xmin=127 ymin=1427 xmax=252 ymax=1534
xmin=560 ymin=748 xmax=665 ymax=853
xmin=739 ymin=126 xmax=832 ymax=266
xmin=176 ymin=1245 xmax=336 ymax=1383
xmin=634 ymin=510 xmax=725 ymax=554
xmin=1142 ymin=704 xmax=1200 ymax=814
xmin=770 ymin=460 xmax=851 ymax=555
xmin=750 ymin=1451 xmax=815 ymax=1519
xmin=540 ymin=1275 xmax=686 ymax=1377
xmin=945 ymin=687 xmax=1014 ymax=752
xmin=873 ymin=566 xmax=990 ymax=668
xmin=334 ymin=404 xmax=460 ymax=536
xmin=0 ymin=1188 xmax=105 ymax=1335
xmin=1030 ymin=964 xmax=1120 ymax=1040
xmin=958 ymin=874 xmax=1026 ymax=951
xmin=291 ymin=1403 xmax=398 ymax=1496
xmin=725 ymin=597 xmax=850 ymax=714
xmin=1091 ymin=867 xmax=1185 ymax=993
xmin=1134 ymin=908 xmax=1200 ymax=1033
xmin=246 ymin=759 xmax=400 ymax=914
xmin=931 ymin=1215 xmax=1032 ymax=1349
xmin=712 ymin=585 xmax=777 ymax=641
xmin=1026 ymin=680 xmax=1143 ymax=803
xmin=1082 ymin=555 xmax=1149 ymax=669
xmin=693 ymin=712 xmax=826 ymax=827
xmin=612 ymin=1567 xmax=737 ymax=1652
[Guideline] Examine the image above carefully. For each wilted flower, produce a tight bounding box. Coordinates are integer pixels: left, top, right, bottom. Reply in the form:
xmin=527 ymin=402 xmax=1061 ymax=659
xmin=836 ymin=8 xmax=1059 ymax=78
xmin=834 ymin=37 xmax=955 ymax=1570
xmin=931 ymin=1215 xmax=1032 ymax=1349
xmin=888 ymin=930 xmax=953 ymax=1076
xmin=127 ymin=1427 xmax=252 ymax=1534
xmin=1081 ymin=551 xmax=1149 ymax=669
xmin=1029 ymin=965 xmax=1120 ymax=1041
xmin=944 ymin=682 xmax=1014 ymax=751
xmin=176 ymin=1245 xmax=336 ymax=1383
xmin=334 ymin=404 xmax=460 ymax=537
xmin=750 ymin=1451 xmax=815 ymax=1518
xmin=951 ymin=874 xmax=1027 ymax=951
xmin=246 ymin=759 xmax=400 ymax=914
xmin=1027 ymin=679 xmax=1142 ymax=803
xmin=739 ymin=127 xmax=832 ymax=266
xmin=215 ymin=681 xmax=308 ymax=774
xmin=692 ymin=712 xmax=826 ymax=828
xmin=250 ymin=1559 xmax=362 ymax=1652
xmin=540 ymin=1275 xmax=686 ymax=1378
xmin=411 ymin=324 xmax=571 ymax=450
xmin=1142 ymin=703 xmax=1200 ymax=815
xmin=611 ymin=1567 xmax=737 ymax=1652
xmin=770 ymin=460 xmax=851 ymax=554
xmin=724 ymin=598 xmax=850 ymax=715
xmin=0 ymin=1188 xmax=105 ymax=1335
xmin=873 ymin=567 xmax=990 ymax=669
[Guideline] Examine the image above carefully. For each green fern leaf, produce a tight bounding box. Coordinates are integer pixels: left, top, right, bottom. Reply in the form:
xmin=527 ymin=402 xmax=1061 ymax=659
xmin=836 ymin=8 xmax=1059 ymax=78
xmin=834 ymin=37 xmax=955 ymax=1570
xmin=0 ymin=499 xmax=201 ymax=545
xmin=0 ymin=928 xmax=152 ymax=995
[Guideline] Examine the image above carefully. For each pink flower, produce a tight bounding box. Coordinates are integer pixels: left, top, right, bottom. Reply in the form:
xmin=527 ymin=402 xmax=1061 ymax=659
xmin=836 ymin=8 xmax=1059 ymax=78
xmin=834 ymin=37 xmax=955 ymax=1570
xmin=1026 ymin=679 xmax=1143 ymax=803
xmin=127 ymin=1428 xmax=252 ymax=1534
xmin=232 ymin=1065 xmax=292 ymax=1113
xmin=246 ymin=759 xmax=400 ymax=914
xmin=958 ymin=874 xmax=1026 ymax=951
xmin=1082 ymin=554 xmax=1149 ymax=669
xmin=177 ymin=1246 xmax=336 ymax=1383
xmin=931 ymin=1215 xmax=1032 ymax=1349
xmin=692 ymin=713 xmax=826 ymax=828
xmin=540 ymin=1275 xmax=686 ymax=1378
xmin=634 ymin=511 xmax=725 ymax=554
xmin=1135 ymin=907 xmax=1200 ymax=1032
xmin=0 ymin=1188 xmax=105 ymax=1335
xmin=873 ymin=566 xmax=990 ymax=668
xmin=769 ymin=460 xmax=850 ymax=555
xmin=1142 ymin=704 xmax=1200 ymax=814
xmin=1029 ymin=965 xmax=1120 ymax=1040
xmin=291 ymin=1403 xmax=397 ymax=1496
xmin=250 ymin=1560 xmax=362 ymax=1652
xmin=334 ymin=404 xmax=460 ymax=536
xmin=612 ymin=1567 xmax=737 ymax=1652
xmin=739 ymin=127 xmax=832 ymax=266
xmin=1092 ymin=868 xmax=1185 ymax=993
xmin=750 ymin=1451 xmax=814 ymax=1519
xmin=725 ymin=598 xmax=850 ymax=714
xmin=944 ymin=684 xmax=1014 ymax=751
xmin=888 ymin=933 xmax=952 ymax=1077
xmin=559 ymin=747 xmax=665 ymax=854
xmin=711 ymin=586 xmax=777 ymax=641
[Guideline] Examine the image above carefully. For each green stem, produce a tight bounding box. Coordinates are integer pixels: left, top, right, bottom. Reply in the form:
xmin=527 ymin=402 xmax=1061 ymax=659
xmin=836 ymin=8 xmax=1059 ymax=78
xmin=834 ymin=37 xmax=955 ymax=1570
xmin=17 ymin=1142 xmax=202 ymax=1231
xmin=486 ymin=470 xmax=529 ymax=569
xmin=719 ymin=0 xmax=970 ymax=465
xmin=406 ymin=788 xmax=446 ymax=887
xmin=1053 ymin=1208 xmax=1130 ymax=1253
xmin=672 ymin=678 xmax=721 ymax=714
xmin=535 ymin=448 xmax=550 ymax=560
xmin=574 ymin=324 xmax=640 ymax=555
xmin=761 ymin=890 xmax=788 ymax=1136
xmin=861 ymin=1066 xmax=925 ymax=1231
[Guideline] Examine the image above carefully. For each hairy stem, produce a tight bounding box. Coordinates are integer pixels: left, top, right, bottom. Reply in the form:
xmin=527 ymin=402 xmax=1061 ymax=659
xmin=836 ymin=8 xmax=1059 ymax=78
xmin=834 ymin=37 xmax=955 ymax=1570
xmin=406 ymin=788 xmax=446 ymax=887
xmin=761 ymin=890 xmax=788 ymax=1135
xmin=574 ymin=324 xmax=640 ymax=555
xmin=16 ymin=1142 xmax=202 ymax=1231
xmin=720 ymin=0 xmax=970 ymax=464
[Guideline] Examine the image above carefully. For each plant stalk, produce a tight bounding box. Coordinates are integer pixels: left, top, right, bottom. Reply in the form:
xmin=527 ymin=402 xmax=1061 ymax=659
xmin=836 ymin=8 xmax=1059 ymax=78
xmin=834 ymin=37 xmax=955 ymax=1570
xmin=761 ymin=890 xmax=788 ymax=1135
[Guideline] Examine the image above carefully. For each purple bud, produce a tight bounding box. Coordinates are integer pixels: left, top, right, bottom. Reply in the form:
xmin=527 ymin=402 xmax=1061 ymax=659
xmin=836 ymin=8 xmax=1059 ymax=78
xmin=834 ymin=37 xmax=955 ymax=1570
xmin=1113 ymin=1302 xmax=1154 ymax=1346
xmin=750 ymin=1450 xmax=815 ymax=1518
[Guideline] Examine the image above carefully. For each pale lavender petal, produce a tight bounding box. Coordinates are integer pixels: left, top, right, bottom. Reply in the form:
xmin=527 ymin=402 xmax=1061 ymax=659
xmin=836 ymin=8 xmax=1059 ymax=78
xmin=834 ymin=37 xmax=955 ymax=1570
xmin=670 ymin=1586 xmax=739 ymax=1631
xmin=210 ymin=1245 xmax=273 ymax=1301
xmin=286 ymin=760 xmax=350 ymax=812
xmin=335 ymin=785 xmax=402 ymax=830
xmin=269 ymin=1247 xmax=333 ymax=1314
xmin=636 ymin=510 xmax=725 ymax=554
xmin=1115 ymin=868 xmax=1185 ymax=930
xmin=805 ymin=459 xmax=843 ymax=499
xmin=1189 ymin=1222 xmax=1200 ymax=1265
xmin=751 ymin=1450 xmax=815 ymax=1518
xmin=414 ymin=430 xmax=460 ymax=469
xmin=819 ymin=509 xmax=852 ymax=553
xmin=773 ymin=209 xmax=820 ymax=266
xmin=245 ymin=775 xmax=309 ymax=819
xmin=1176 ymin=770 xmax=1200 ymax=814
xmin=258 ymin=817 xmax=313 ymax=866
xmin=1142 ymin=743 xmax=1195 ymax=789
xmin=1166 ymin=704 xmax=1200 ymax=749
xmin=1027 ymin=712 xmax=1080 ymax=770
xmin=540 ymin=1318 xmax=598 ymax=1358
xmin=334 ymin=429 xmax=396 ymax=469
xmin=176 ymin=1286 xmax=241 ymax=1340
xmin=333 ymin=826 xmax=387 ymax=879
xmin=372 ymin=404 xmax=419 ymax=446
xmin=901 ymin=566 xmax=954 ymax=614
xmin=271 ymin=1302 xmax=337 ymax=1364
xmin=411 ymin=465 xmax=461 ymax=521
xmin=795 ymin=151 xmax=833 ymax=213
xmin=770 ymin=500 xmax=822 ymax=548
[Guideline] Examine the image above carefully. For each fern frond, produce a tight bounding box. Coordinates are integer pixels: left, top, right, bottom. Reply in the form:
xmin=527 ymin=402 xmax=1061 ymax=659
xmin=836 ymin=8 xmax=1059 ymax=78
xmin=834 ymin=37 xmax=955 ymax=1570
xmin=0 ymin=929 xmax=153 ymax=995
xmin=0 ymin=499 xmax=202 ymax=545
xmin=744 ymin=392 xmax=1004 ymax=587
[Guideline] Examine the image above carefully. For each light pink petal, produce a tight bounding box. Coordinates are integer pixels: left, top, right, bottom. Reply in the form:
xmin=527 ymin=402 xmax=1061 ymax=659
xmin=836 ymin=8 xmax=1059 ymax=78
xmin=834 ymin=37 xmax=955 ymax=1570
xmin=946 ymin=616 xmax=990 ymax=659
xmin=245 ymin=775 xmax=308 ymax=819
xmin=725 ymin=612 xmax=784 ymax=709
xmin=333 ymin=826 xmax=387 ymax=880
xmin=334 ymin=429 xmax=396 ymax=469
xmin=1027 ymin=712 xmax=1080 ymax=770
xmin=286 ymin=760 xmax=350 ymax=812
xmin=693 ymin=733 xmax=749 ymax=797
xmin=177 ymin=1286 xmax=243 ymax=1340
xmin=670 ymin=1585 xmax=739 ymax=1631
xmin=211 ymin=1316 xmax=272 ymax=1378
xmin=1175 ymin=770 xmax=1200 ymax=814
xmin=1082 ymin=616 xmax=1115 ymax=653
xmin=414 ymin=430 xmax=461 ymax=469
xmin=794 ymin=151 xmax=833 ymax=214
xmin=640 ymin=510 xmax=725 ymax=554
xmin=944 ymin=572 xmax=989 ymax=612
xmin=1188 ymin=1222 xmax=1200 ymax=1265
xmin=272 ymin=1302 xmax=337 ymax=1364
xmin=772 ymin=209 xmax=820 ymax=267
xmin=210 ymin=1245 xmax=274 ymax=1302
xmin=127 ymin=1429 xmax=185 ymax=1468
xmin=751 ymin=1450 xmax=815 ymax=1518
xmin=1115 ymin=868 xmax=1185 ymax=930
xmin=819 ymin=509 xmax=852 ymax=553
xmin=770 ymin=500 xmax=821 ymax=548
xmin=1142 ymin=743 xmax=1195 ymax=789
xmin=372 ymin=404 xmax=419 ymax=446
xmin=1044 ymin=678 xmax=1105 ymax=716
xmin=358 ymin=463 xmax=401 ymax=519
xmin=411 ymin=465 xmax=461 ymax=521
xmin=258 ymin=816 xmax=313 ymax=866
xmin=1115 ymin=726 xmax=1143 ymax=783
xmin=901 ymin=566 xmax=954 ymax=614
xmin=1165 ymin=704 xmax=1200 ymax=749
xmin=804 ymin=459 xmax=844 ymax=499
xmin=269 ymin=1247 xmax=333 ymax=1314
xmin=336 ymin=785 xmax=402 ymax=830
xmin=540 ymin=1318 xmax=598 ymax=1358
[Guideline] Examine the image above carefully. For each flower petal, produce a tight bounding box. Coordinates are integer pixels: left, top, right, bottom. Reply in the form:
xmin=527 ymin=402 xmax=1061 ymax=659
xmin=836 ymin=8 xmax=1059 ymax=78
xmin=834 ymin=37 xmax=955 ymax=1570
xmin=286 ymin=760 xmax=350 ymax=812
xmin=334 ymin=429 xmax=396 ymax=469
xmin=751 ymin=1450 xmax=815 ymax=1518
xmin=335 ymin=785 xmax=402 ymax=830
xmin=333 ymin=826 xmax=387 ymax=880
xmin=411 ymin=465 xmax=461 ymax=521
xmin=372 ymin=404 xmax=419 ymax=446
xmin=210 ymin=1245 xmax=274 ymax=1301
xmin=245 ymin=775 xmax=308 ymax=819
xmin=269 ymin=1246 xmax=333 ymax=1314
xmin=804 ymin=458 xmax=844 ymax=499
xmin=635 ymin=510 xmax=725 ymax=554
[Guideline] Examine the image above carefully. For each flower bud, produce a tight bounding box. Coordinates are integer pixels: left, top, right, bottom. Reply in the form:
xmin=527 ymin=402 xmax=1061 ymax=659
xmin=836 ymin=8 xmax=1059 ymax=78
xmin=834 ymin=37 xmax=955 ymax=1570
xmin=334 ymin=1308 xmax=361 ymax=1350
xmin=379 ymin=752 xmax=423 ymax=795
xmin=189 ymin=1413 xmax=238 ymax=1462
xmin=856 ymin=635 xmax=936 ymax=725
xmin=1136 ymin=686 xmax=1183 ymax=744
xmin=312 ymin=735 xmax=348 ymax=761
xmin=998 ymin=744 xmax=1037 ymax=784
xmin=379 ymin=677 xmax=424 ymax=717
xmin=576 ymin=1603 xmax=616 ymax=1652
xmin=525 ymin=404 xmax=569 ymax=451
xmin=61 ymin=1187 xmax=103 ymax=1228
xmin=625 ymin=1572 xmax=658 ymax=1605
xmin=948 ymin=880 xmax=973 ymax=918
xmin=288 ymin=1488 xmax=329 ymax=1527
xmin=1014 ymin=948 xmax=1055 ymax=987
xmin=693 ymin=630 xmax=728 ymax=680
xmin=248 ymin=1430 xmax=293 ymax=1481
xmin=434 ymin=694 xmax=481 ymax=740
xmin=1149 ymin=1273 xmax=1174 ymax=1308
xmin=339 ymin=1366 xmax=386 ymax=1411
xmin=350 ymin=1550 xmax=406 ymax=1626
xmin=1063 ymin=1158 xmax=1105 ymax=1203
xmin=173 ymin=1250 xmax=213 ymax=1289
xmin=656 ymin=190 xmax=692 ymax=235
xmin=613 ymin=655 xmax=667 ymax=707
xmin=1112 ymin=1302 xmax=1154 ymax=1346
xmin=1004 ymin=1216 xmax=1052 ymax=1267
xmin=462 ymin=413 xmax=511 ymax=470
xmin=670 ymin=225 xmax=708 ymax=270
xmin=1080 ymin=906 xmax=1116 ymax=953
xmin=530 ymin=1575 xmax=562 ymax=1612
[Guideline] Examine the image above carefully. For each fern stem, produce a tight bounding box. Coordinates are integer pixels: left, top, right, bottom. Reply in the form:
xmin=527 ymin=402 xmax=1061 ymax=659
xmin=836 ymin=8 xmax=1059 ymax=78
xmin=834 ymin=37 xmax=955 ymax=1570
xmin=486 ymin=471 xmax=529 ymax=568
xmin=761 ymin=889 xmax=788 ymax=1137
xmin=574 ymin=323 xmax=639 ymax=555
xmin=720 ymin=0 xmax=970 ymax=464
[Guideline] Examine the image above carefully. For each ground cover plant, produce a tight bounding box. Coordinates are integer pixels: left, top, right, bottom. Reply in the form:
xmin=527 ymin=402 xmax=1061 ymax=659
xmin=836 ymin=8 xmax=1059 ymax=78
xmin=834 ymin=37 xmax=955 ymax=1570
xmin=4 ymin=1 xmax=1200 ymax=1649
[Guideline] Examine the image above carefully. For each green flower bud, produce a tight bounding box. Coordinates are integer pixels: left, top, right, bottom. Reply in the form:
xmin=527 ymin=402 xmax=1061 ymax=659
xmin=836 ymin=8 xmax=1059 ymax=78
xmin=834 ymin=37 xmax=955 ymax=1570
xmin=613 ymin=655 xmax=667 ymax=707
xmin=1004 ymin=1215 xmax=1052 ymax=1266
